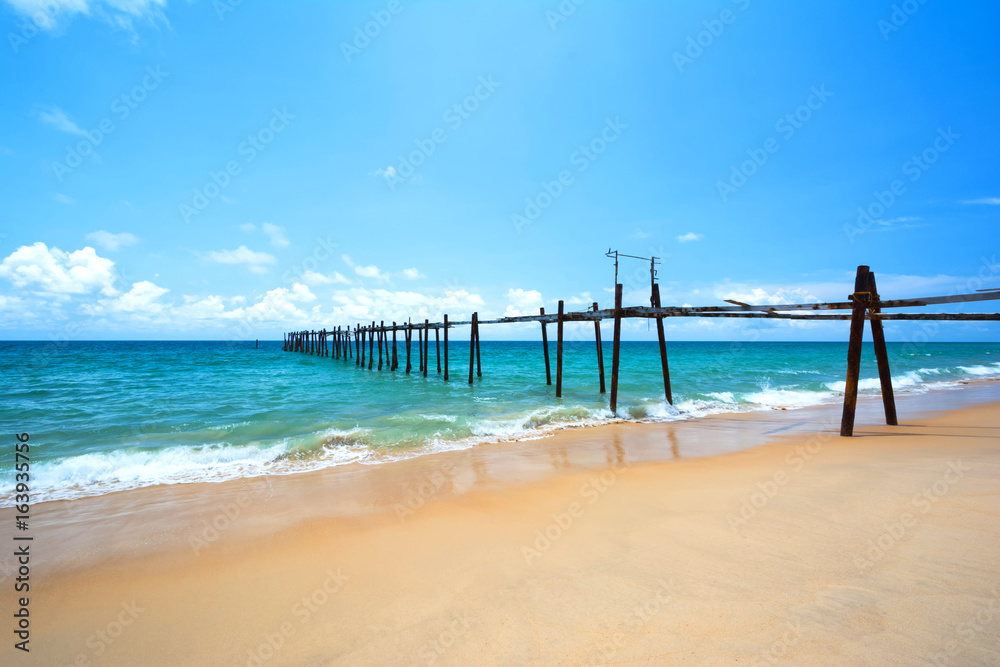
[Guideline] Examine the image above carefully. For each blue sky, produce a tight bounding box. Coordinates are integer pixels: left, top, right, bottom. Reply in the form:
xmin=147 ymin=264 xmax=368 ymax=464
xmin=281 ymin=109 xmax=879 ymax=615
xmin=1 ymin=0 xmax=998 ymax=341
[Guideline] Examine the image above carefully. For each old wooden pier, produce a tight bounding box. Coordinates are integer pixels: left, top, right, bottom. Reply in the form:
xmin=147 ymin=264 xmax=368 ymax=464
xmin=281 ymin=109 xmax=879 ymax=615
xmin=282 ymin=263 xmax=1000 ymax=437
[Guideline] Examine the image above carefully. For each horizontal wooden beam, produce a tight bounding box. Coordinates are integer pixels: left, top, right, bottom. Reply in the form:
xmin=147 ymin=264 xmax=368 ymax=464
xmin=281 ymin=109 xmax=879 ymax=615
xmin=314 ymin=290 xmax=1000 ymax=333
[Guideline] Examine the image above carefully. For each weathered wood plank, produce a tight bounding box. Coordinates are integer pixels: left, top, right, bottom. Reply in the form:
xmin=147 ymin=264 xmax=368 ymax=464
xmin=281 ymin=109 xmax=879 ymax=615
xmin=868 ymin=272 xmax=897 ymax=426
xmin=840 ymin=266 xmax=870 ymax=437
xmin=556 ymin=300 xmax=564 ymax=398
xmin=651 ymin=284 xmax=673 ymax=405
xmin=540 ymin=307 xmax=552 ymax=385
xmin=593 ymin=302 xmax=605 ymax=394
xmin=610 ymin=283 xmax=623 ymax=415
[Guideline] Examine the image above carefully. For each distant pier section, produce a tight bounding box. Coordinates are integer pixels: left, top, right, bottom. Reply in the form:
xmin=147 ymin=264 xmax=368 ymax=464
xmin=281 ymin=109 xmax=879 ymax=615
xmin=283 ymin=258 xmax=1000 ymax=437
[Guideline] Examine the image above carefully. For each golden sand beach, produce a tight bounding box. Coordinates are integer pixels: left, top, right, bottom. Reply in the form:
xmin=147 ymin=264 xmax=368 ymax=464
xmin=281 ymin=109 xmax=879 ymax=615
xmin=15 ymin=385 xmax=1000 ymax=666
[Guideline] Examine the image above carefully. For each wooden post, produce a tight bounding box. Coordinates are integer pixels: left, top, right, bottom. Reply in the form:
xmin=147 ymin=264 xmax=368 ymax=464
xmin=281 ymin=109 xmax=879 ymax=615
xmin=418 ymin=321 xmax=424 ymax=373
xmin=356 ymin=326 xmax=361 ymax=365
xmin=406 ymin=322 xmax=412 ymax=374
xmin=651 ymin=284 xmax=673 ymax=405
xmin=475 ymin=314 xmax=482 ymax=378
xmin=443 ymin=314 xmax=450 ymax=381
xmin=436 ymin=327 xmax=441 ymax=374
xmin=424 ymin=319 xmax=430 ymax=377
xmin=868 ymin=272 xmax=898 ymax=426
xmin=593 ymin=302 xmax=606 ymax=394
xmin=540 ymin=307 xmax=552 ymax=385
xmin=392 ymin=322 xmax=398 ymax=371
xmin=840 ymin=265 xmax=871 ymax=437
xmin=556 ymin=300 xmax=564 ymax=398
xmin=368 ymin=322 xmax=375 ymax=370
xmin=256 ymin=339 xmax=259 ymax=350
xmin=378 ymin=321 xmax=384 ymax=370
xmin=469 ymin=312 xmax=477 ymax=384
xmin=610 ymin=284 xmax=623 ymax=415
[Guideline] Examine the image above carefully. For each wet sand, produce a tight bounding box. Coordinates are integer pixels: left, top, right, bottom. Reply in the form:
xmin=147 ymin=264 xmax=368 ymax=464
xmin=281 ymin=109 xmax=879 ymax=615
xmin=11 ymin=384 xmax=1000 ymax=665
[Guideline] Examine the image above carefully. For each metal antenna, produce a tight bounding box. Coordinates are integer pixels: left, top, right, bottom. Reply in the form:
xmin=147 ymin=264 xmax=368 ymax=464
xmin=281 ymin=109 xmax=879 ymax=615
xmin=606 ymin=249 xmax=660 ymax=293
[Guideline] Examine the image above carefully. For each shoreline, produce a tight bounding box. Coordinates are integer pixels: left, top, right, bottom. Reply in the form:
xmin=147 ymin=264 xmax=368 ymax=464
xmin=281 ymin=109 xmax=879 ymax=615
xmin=13 ymin=374 xmax=1000 ymax=509
xmin=12 ymin=380 xmax=1000 ymax=579
xmin=10 ymin=383 xmax=1000 ymax=664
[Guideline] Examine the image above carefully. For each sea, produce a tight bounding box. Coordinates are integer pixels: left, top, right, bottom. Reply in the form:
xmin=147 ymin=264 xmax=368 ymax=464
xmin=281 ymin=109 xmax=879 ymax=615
xmin=3 ymin=340 xmax=998 ymax=506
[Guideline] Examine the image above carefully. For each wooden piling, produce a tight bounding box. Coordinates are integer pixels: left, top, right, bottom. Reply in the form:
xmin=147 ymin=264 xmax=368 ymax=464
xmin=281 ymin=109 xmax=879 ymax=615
xmin=475 ymin=314 xmax=482 ymax=378
xmin=405 ymin=322 xmax=412 ymax=374
xmin=443 ymin=314 xmax=450 ymax=381
xmin=361 ymin=327 xmax=368 ymax=369
xmin=436 ymin=327 xmax=441 ymax=374
xmin=369 ymin=322 xmax=375 ymax=370
xmin=556 ymin=300 xmax=564 ymax=398
xmin=840 ymin=265 xmax=871 ymax=437
xmin=392 ymin=322 xmax=398 ymax=371
xmin=610 ymin=283 xmax=623 ymax=415
xmin=593 ymin=302 xmax=606 ymax=393
xmin=418 ymin=321 xmax=424 ymax=373
xmin=469 ymin=312 xmax=477 ymax=384
xmin=651 ymin=284 xmax=673 ymax=405
xmin=868 ymin=272 xmax=898 ymax=426
xmin=540 ymin=307 xmax=552 ymax=385
xmin=378 ymin=321 xmax=384 ymax=370
xmin=356 ymin=326 xmax=361 ymax=366
xmin=424 ymin=319 xmax=430 ymax=377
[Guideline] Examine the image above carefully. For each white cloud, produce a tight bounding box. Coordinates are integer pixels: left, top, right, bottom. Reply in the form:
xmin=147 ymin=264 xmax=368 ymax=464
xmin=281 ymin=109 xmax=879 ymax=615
xmin=329 ymin=287 xmax=485 ymax=323
xmin=35 ymin=105 xmax=85 ymax=135
xmin=86 ymin=230 xmax=138 ymax=251
xmin=0 ymin=295 xmax=23 ymax=310
xmin=401 ymin=268 xmax=425 ymax=280
xmin=628 ymin=228 xmax=650 ymax=239
xmin=261 ymin=222 xmax=289 ymax=248
xmin=301 ymin=270 xmax=351 ymax=286
xmin=564 ymin=292 xmax=594 ymax=306
xmin=82 ymin=280 xmax=169 ymax=316
xmin=0 ymin=242 xmax=117 ymax=295
xmin=374 ymin=166 xmax=397 ymax=179
xmin=869 ymin=216 xmax=929 ymax=232
xmin=503 ymin=288 xmax=544 ymax=317
xmin=676 ymin=232 xmax=702 ymax=243
xmin=53 ymin=193 xmax=75 ymax=205
xmin=354 ymin=264 xmax=388 ymax=281
xmin=205 ymin=246 xmax=276 ymax=274
xmin=717 ymin=287 xmax=818 ymax=306
xmin=341 ymin=255 xmax=393 ymax=282
xmin=962 ymin=197 xmax=1000 ymax=205
xmin=238 ymin=223 xmax=256 ymax=233
xmin=6 ymin=0 xmax=168 ymax=33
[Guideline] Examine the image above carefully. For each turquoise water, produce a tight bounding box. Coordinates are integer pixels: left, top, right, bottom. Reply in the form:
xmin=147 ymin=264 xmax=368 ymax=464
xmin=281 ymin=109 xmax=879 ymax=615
xmin=2 ymin=340 xmax=998 ymax=505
